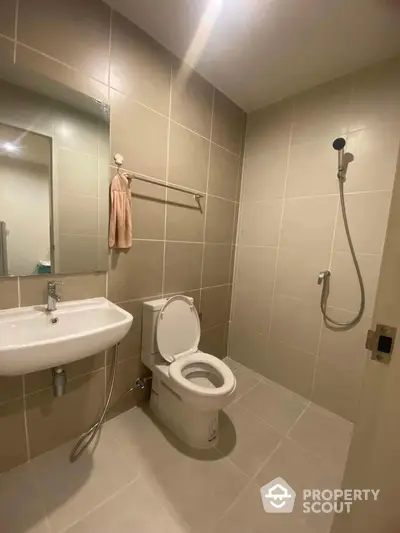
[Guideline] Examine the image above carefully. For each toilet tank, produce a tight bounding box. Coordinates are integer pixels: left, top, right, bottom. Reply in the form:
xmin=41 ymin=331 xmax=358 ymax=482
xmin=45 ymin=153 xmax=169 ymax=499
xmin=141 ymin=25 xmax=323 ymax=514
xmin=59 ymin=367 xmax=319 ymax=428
xmin=142 ymin=298 xmax=167 ymax=355
xmin=141 ymin=296 xmax=195 ymax=369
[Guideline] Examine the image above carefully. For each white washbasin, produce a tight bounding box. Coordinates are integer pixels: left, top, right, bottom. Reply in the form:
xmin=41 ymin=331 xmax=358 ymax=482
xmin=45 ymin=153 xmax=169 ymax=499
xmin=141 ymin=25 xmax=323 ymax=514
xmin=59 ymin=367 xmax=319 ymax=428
xmin=0 ymin=297 xmax=133 ymax=375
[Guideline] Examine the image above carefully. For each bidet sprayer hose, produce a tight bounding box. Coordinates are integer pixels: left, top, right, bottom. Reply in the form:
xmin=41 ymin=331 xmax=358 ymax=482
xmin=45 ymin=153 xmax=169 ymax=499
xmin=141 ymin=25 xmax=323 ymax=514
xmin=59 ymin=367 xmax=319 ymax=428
xmin=319 ymin=178 xmax=365 ymax=328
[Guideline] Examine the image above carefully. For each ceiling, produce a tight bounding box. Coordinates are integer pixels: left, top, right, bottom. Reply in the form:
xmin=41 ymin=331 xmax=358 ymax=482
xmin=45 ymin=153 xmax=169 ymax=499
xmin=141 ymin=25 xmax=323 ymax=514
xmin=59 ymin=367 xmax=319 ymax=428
xmin=104 ymin=0 xmax=400 ymax=111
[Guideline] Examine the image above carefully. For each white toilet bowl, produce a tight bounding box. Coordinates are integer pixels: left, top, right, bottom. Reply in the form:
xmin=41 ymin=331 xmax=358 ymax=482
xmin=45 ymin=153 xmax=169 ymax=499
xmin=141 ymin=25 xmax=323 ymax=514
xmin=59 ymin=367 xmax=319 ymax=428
xmin=141 ymin=295 xmax=236 ymax=448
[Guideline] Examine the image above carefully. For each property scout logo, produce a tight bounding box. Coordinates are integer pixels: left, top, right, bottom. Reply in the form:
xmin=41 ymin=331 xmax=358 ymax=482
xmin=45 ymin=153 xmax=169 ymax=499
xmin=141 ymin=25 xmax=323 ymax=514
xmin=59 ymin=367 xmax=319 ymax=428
xmin=260 ymin=477 xmax=380 ymax=515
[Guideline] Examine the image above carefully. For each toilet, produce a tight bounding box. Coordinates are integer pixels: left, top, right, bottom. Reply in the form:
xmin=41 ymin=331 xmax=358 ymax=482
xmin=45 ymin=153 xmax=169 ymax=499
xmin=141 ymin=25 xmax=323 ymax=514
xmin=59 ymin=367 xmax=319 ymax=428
xmin=141 ymin=295 xmax=236 ymax=448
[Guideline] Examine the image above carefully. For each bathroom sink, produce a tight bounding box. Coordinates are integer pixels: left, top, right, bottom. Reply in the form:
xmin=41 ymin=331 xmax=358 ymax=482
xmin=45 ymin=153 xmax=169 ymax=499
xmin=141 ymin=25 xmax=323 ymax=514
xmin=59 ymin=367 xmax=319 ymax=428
xmin=0 ymin=298 xmax=133 ymax=375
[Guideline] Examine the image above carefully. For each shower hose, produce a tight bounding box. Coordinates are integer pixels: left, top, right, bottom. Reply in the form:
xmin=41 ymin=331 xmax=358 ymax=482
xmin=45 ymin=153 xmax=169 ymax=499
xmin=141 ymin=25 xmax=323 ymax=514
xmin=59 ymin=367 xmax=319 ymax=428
xmin=70 ymin=343 xmax=125 ymax=462
xmin=320 ymin=177 xmax=365 ymax=328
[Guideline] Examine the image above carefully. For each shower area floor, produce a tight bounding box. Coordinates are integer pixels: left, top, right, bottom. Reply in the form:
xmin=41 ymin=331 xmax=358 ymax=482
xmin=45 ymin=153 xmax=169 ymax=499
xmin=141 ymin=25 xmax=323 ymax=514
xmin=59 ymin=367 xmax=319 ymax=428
xmin=1 ymin=359 xmax=353 ymax=533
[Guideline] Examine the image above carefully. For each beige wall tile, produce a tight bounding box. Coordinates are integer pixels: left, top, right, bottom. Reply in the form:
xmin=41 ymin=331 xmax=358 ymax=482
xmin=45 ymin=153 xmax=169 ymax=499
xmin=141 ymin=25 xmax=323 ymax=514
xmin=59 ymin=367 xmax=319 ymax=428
xmin=245 ymin=100 xmax=292 ymax=160
xmin=0 ymin=376 xmax=23 ymax=404
xmin=0 ymin=0 xmax=16 ymax=38
xmin=202 ymin=244 xmax=232 ymax=287
xmin=171 ymin=63 xmax=213 ymax=138
xmin=334 ymin=191 xmax=391 ymax=254
xmin=292 ymin=75 xmax=352 ymax=145
xmin=270 ymin=294 xmax=322 ymax=355
xmin=234 ymin=245 xmax=277 ymax=294
xmin=231 ymin=287 xmax=272 ymax=343
xmin=238 ymin=200 xmax=282 ymax=246
xmin=212 ymin=90 xmax=246 ymax=155
xmin=0 ymin=278 xmax=18 ymax=309
xmin=349 ymin=56 xmax=400 ymax=131
xmin=280 ymin=195 xmax=338 ymax=251
xmin=286 ymin=137 xmax=339 ymax=198
xmin=0 ymin=399 xmax=28 ymax=473
xmin=319 ymin=307 xmax=370 ymax=372
xmin=111 ymin=90 xmax=168 ymax=179
xmin=110 ymin=13 xmax=171 ymax=115
xmin=229 ymin=327 xmax=269 ymax=377
xmin=131 ymin=179 xmax=166 ymax=240
xmin=0 ymin=35 xmax=14 ymax=67
xmin=25 ymin=353 xmax=105 ymax=395
xmin=205 ymin=196 xmax=236 ymax=244
xmin=201 ymin=285 xmax=232 ymax=330
xmin=345 ymin=127 xmax=399 ymax=193
xmin=18 ymin=0 xmax=110 ymax=83
xmin=166 ymin=189 xmax=205 ymax=242
xmin=106 ymin=356 xmax=147 ymax=420
xmin=163 ymin=288 xmax=201 ymax=313
xmin=242 ymin=146 xmax=288 ymax=202
xmin=312 ymin=358 xmax=363 ymax=421
xmin=208 ymin=144 xmax=241 ymax=201
xmin=275 ymin=246 xmax=331 ymax=303
xmin=16 ymin=45 xmax=109 ymax=103
xmin=164 ymin=242 xmax=202 ymax=293
xmin=20 ymin=273 xmax=106 ymax=306
xmin=168 ymin=121 xmax=209 ymax=192
xmin=329 ymin=251 xmax=381 ymax=314
xmin=266 ymin=341 xmax=316 ymax=399
xmin=59 ymin=193 xmax=98 ymax=235
xmin=26 ymin=369 xmax=105 ymax=458
xmin=199 ymin=323 xmax=228 ymax=359
xmin=109 ymin=241 xmax=164 ymax=302
xmin=59 ymin=235 xmax=99 ymax=273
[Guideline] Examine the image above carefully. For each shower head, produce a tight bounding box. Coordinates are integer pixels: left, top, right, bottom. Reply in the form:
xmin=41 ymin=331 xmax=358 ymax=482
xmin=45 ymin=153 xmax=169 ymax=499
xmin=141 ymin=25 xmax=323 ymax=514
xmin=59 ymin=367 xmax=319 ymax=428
xmin=333 ymin=137 xmax=346 ymax=178
xmin=333 ymin=137 xmax=346 ymax=151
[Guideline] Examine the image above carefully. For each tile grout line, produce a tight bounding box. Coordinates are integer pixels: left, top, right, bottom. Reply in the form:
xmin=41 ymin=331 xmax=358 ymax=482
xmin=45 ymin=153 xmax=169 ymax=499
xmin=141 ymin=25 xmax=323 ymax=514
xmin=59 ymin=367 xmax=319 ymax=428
xmin=267 ymin=101 xmax=295 ymax=342
xmin=13 ymin=0 xmax=19 ymax=63
xmin=199 ymin=87 xmax=215 ymax=309
xmin=214 ymin=438 xmax=284 ymax=529
xmin=161 ymin=65 xmax=173 ymax=297
xmin=227 ymin=116 xmax=249 ymax=355
xmin=12 ymin=40 xmax=241 ymax=156
xmin=311 ymin=192 xmax=341 ymax=397
xmin=58 ymin=474 xmax=141 ymax=533
xmin=16 ymin=275 xmax=32 ymax=461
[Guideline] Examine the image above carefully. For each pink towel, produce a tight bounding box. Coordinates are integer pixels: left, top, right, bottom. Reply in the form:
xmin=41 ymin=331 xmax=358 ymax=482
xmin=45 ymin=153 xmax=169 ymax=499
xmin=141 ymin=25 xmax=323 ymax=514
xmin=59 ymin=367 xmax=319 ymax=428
xmin=108 ymin=173 xmax=132 ymax=249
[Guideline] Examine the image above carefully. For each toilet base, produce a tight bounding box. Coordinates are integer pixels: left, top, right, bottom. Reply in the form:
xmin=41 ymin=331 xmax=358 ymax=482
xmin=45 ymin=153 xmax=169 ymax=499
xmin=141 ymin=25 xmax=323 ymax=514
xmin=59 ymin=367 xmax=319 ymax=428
xmin=150 ymin=372 xmax=219 ymax=449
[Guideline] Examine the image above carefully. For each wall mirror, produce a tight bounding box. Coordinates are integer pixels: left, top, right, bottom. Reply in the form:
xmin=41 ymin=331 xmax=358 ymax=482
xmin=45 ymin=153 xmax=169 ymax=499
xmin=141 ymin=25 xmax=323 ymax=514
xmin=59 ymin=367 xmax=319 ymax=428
xmin=0 ymin=64 xmax=110 ymax=277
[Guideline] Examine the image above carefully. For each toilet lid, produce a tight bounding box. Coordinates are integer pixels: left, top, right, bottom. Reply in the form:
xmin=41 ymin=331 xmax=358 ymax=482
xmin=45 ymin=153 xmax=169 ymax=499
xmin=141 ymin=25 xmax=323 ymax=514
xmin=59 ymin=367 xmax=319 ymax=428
xmin=156 ymin=295 xmax=200 ymax=363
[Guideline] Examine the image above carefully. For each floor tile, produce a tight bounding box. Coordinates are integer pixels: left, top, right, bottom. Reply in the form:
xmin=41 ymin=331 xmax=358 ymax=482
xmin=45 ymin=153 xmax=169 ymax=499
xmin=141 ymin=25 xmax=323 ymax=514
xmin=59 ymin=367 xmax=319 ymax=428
xmin=145 ymin=448 xmax=248 ymax=532
xmin=256 ymin=437 xmax=345 ymax=533
xmin=223 ymin=357 xmax=244 ymax=373
xmin=0 ymin=462 xmax=49 ymax=533
xmin=288 ymin=404 xmax=353 ymax=467
xmin=31 ymin=430 xmax=141 ymax=533
xmin=212 ymin=481 xmax=313 ymax=533
xmin=109 ymin=407 xmax=248 ymax=531
xmin=64 ymin=475 xmax=189 ymax=533
xmin=218 ymin=402 xmax=281 ymax=477
xmin=231 ymin=365 xmax=262 ymax=403
xmin=237 ymin=380 xmax=309 ymax=434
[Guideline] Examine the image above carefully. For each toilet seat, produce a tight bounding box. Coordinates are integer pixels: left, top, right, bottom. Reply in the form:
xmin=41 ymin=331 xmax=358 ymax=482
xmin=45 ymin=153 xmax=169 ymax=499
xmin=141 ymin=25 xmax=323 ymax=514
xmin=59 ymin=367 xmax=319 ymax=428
xmin=169 ymin=351 xmax=236 ymax=398
xmin=154 ymin=295 xmax=236 ymax=409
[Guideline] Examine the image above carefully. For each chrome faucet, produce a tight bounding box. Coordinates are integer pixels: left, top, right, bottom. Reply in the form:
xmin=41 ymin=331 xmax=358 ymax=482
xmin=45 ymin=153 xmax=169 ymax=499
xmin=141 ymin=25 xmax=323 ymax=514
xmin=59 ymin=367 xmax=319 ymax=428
xmin=47 ymin=281 xmax=63 ymax=312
